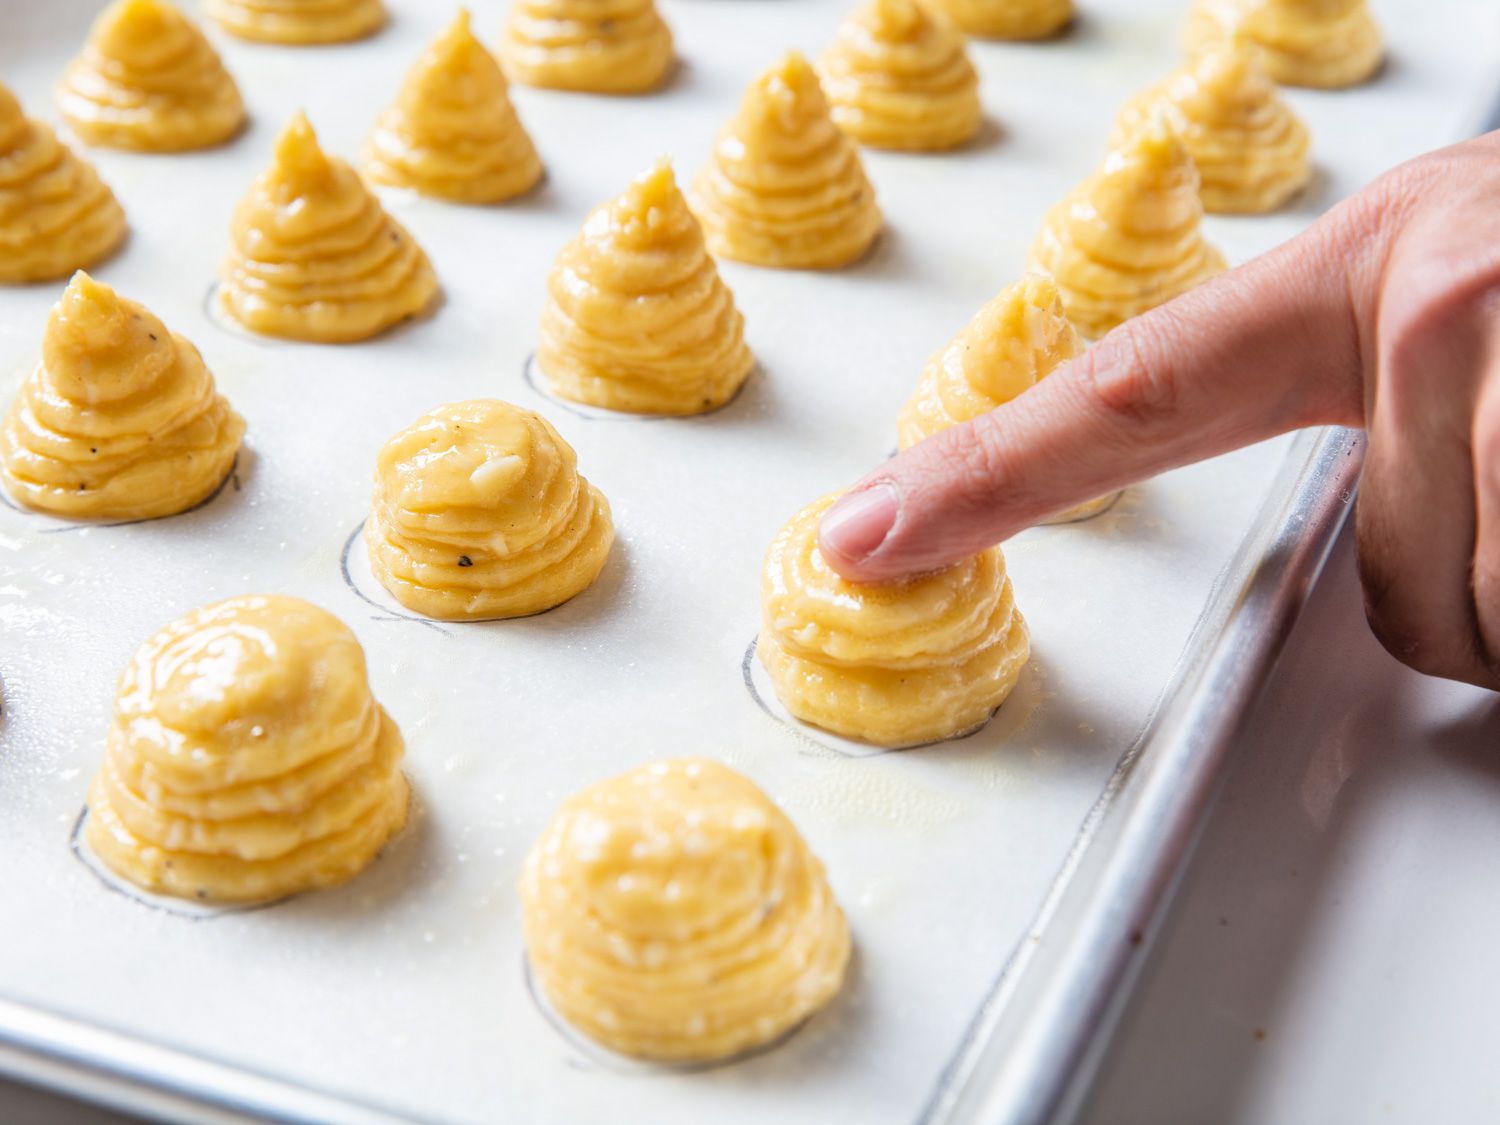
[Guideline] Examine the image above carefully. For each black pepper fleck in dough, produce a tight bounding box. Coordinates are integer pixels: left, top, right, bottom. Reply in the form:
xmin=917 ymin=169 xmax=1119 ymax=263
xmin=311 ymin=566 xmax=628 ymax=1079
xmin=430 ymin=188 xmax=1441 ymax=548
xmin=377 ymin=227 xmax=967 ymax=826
xmin=458 ymin=555 xmax=473 ymax=567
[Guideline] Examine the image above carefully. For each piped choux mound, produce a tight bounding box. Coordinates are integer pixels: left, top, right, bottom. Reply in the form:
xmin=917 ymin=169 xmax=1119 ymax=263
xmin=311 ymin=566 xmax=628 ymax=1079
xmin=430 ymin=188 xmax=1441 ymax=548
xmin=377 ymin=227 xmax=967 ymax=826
xmin=204 ymin=0 xmax=386 ymax=44
xmin=759 ymin=494 xmax=1030 ymax=747
xmin=364 ymin=9 xmax=542 ymax=204
xmin=501 ymin=0 xmax=674 ymax=94
xmin=522 ymin=758 xmax=850 ymax=1062
xmin=0 ymin=273 xmax=244 ymax=521
xmin=925 ymin=0 xmax=1072 ymax=40
xmin=0 ymin=84 xmax=126 ymax=284
xmin=538 ymin=160 xmax=753 ymax=415
xmin=1116 ymin=47 xmax=1310 ymax=214
xmin=56 ymin=0 xmax=245 ymax=152
xmin=690 ymin=52 xmax=882 ymax=270
xmin=220 ymin=113 xmax=438 ymax=343
xmin=85 ymin=595 xmax=410 ymax=904
xmin=817 ymin=0 xmax=982 ymax=152
xmin=1027 ymin=116 xmax=1226 ymax=340
xmin=1184 ymin=0 xmax=1382 ymax=89
xmin=365 ymin=399 xmax=614 ymax=621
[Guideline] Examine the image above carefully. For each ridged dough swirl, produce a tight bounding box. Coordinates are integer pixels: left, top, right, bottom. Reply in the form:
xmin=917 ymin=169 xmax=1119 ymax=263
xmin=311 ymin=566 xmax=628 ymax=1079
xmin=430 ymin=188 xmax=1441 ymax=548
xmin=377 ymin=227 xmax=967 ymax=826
xmin=220 ymin=112 xmax=438 ymax=343
xmin=690 ymin=52 xmax=882 ymax=270
xmin=522 ymin=758 xmax=850 ymax=1062
xmin=1183 ymin=0 xmax=1382 ymax=89
xmin=1 ymin=273 xmax=244 ymax=521
xmin=924 ymin=0 xmax=1072 ymax=40
xmin=538 ymin=159 xmax=753 ymax=415
xmin=85 ymin=595 xmax=410 ymax=904
xmin=759 ymin=494 xmax=1030 ymax=746
xmin=0 ymin=83 xmax=126 ymax=284
xmin=365 ymin=399 xmax=614 ymax=620
xmin=205 ymin=0 xmax=386 ymax=44
xmin=817 ymin=0 xmax=981 ymax=152
xmin=501 ymin=0 xmax=675 ymax=94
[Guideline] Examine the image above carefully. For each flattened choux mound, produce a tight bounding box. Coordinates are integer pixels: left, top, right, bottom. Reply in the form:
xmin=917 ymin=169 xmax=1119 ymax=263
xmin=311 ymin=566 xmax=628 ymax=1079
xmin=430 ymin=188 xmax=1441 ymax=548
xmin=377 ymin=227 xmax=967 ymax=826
xmin=1027 ymin=116 xmax=1226 ymax=340
xmin=220 ymin=113 xmax=438 ymax=343
xmin=365 ymin=399 xmax=614 ymax=621
xmin=759 ymin=494 xmax=1030 ymax=747
xmin=1 ymin=273 xmax=244 ymax=521
xmin=522 ymin=758 xmax=850 ymax=1062
xmin=85 ymin=595 xmax=410 ymax=904
xmin=204 ymin=0 xmax=386 ymax=45
xmin=0 ymin=84 xmax=126 ymax=284
xmin=689 ymin=52 xmax=882 ymax=270
xmin=56 ymin=0 xmax=245 ymax=153
xmin=501 ymin=0 xmax=674 ymax=94
xmin=364 ymin=9 xmax=542 ymax=204
xmin=925 ymin=0 xmax=1072 ymax=40
xmin=1115 ymin=46 xmax=1310 ymax=214
xmin=538 ymin=159 xmax=753 ymax=415
xmin=1184 ymin=0 xmax=1382 ymax=90
xmin=817 ymin=0 xmax=982 ymax=152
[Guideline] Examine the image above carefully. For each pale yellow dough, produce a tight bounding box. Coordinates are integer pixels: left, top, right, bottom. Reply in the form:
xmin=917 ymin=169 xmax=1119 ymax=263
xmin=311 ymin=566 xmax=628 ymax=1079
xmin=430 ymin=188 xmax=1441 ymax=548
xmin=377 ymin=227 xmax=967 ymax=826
xmin=522 ymin=758 xmax=850 ymax=1062
xmin=817 ymin=0 xmax=981 ymax=152
xmin=1 ymin=273 xmax=243 ymax=521
xmin=85 ymin=595 xmax=409 ymax=904
xmin=205 ymin=0 xmax=386 ymax=44
xmin=220 ymin=113 xmax=438 ymax=343
xmin=759 ymin=494 xmax=1029 ymax=747
xmin=1184 ymin=0 xmax=1382 ymax=89
xmin=364 ymin=9 xmax=542 ymax=204
xmin=366 ymin=399 xmax=614 ymax=620
xmin=0 ymin=84 xmax=126 ymax=284
xmin=538 ymin=160 xmax=753 ymax=415
xmin=690 ymin=52 xmax=882 ymax=270
xmin=502 ymin=0 xmax=674 ymax=94
xmin=57 ymin=0 xmax=244 ymax=152
xmin=925 ymin=0 xmax=1072 ymax=39
xmin=1116 ymin=47 xmax=1310 ymax=214
xmin=1028 ymin=116 xmax=1226 ymax=340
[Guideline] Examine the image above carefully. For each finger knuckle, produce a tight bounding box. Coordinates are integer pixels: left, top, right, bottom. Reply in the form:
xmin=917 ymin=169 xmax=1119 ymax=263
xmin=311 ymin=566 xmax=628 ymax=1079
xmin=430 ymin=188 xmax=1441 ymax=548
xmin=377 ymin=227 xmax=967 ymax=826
xmin=1079 ymin=318 xmax=1182 ymax=437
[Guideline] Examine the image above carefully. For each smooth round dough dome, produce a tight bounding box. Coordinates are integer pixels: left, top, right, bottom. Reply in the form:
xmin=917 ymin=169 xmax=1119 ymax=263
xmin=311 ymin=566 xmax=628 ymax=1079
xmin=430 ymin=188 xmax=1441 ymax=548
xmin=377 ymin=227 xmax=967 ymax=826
xmin=924 ymin=0 xmax=1072 ymax=39
xmin=522 ymin=757 xmax=850 ymax=1062
xmin=85 ymin=595 xmax=409 ymax=904
xmin=501 ymin=0 xmax=674 ymax=94
xmin=759 ymin=494 xmax=1030 ymax=747
xmin=1184 ymin=0 xmax=1382 ymax=89
xmin=365 ymin=399 xmax=614 ymax=620
xmin=205 ymin=0 xmax=386 ymax=44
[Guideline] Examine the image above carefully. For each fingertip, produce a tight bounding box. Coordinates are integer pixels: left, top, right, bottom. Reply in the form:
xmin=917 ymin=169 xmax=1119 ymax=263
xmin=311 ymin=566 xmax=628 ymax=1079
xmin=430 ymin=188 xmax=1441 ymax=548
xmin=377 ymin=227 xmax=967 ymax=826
xmin=818 ymin=481 xmax=899 ymax=579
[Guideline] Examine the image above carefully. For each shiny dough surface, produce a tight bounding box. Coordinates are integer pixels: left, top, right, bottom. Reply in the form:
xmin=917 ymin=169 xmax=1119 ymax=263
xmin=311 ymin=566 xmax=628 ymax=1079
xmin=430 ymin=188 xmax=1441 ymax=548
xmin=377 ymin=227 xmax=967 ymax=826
xmin=204 ymin=0 xmax=386 ymax=44
xmin=690 ymin=52 xmax=882 ymax=270
xmin=365 ymin=399 xmax=614 ymax=620
xmin=759 ymin=494 xmax=1030 ymax=746
xmin=539 ymin=159 xmax=753 ymax=415
xmin=817 ymin=0 xmax=981 ymax=152
xmin=85 ymin=595 xmax=409 ymax=903
xmin=924 ymin=0 xmax=1072 ymax=39
xmin=1183 ymin=0 xmax=1382 ymax=89
xmin=0 ymin=84 xmax=126 ymax=284
xmin=521 ymin=757 xmax=850 ymax=1062
xmin=501 ymin=0 xmax=674 ymax=94
xmin=220 ymin=112 xmax=438 ymax=343
xmin=1 ymin=273 xmax=243 ymax=521
xmin=1028 ymin=116 xmax=1226 ymax=339
xmin=56 ymin=0 xmax=244 ymax=152
xmin=364 ymin=9 xmax=542 ymax=204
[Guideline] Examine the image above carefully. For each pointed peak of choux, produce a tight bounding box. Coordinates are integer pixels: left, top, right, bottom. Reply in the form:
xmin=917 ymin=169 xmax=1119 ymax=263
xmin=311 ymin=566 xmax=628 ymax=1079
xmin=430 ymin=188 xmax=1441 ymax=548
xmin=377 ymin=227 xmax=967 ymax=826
xmin=745 ymin=50 xmax=833 ymax=130
xmin=271 ymin=111 xmax=333 ymax=187
xmin=1010 ymin=271 xmax=1070 ymax=320
xmin=769 ymin=50 xmax=821 ymax=94
xmin=430 ymin=6 xmax=483 ymax=61
xmin=93 ymin=0 xmax=183 ymax=50
xmin=45 ymin=272 xmax=170 ymax=378
xmin=594 ymin=156 xmax=694 ymax=243
xmin=956 ymin=273 xmax=1080 ymax=397
xmin=624 ymin=156 xmax=680 ymax=211
xmin=1108 ymin=109 xmax=1190 ymax=173
xmin=868 ymin=0 xmax=929 ymax=35
xmin=58 ymin=270 xmax=125 ymax=321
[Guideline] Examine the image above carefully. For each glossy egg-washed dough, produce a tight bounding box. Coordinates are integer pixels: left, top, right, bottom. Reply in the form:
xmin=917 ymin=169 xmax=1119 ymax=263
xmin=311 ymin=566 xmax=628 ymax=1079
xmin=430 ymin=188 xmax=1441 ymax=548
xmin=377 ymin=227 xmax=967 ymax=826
xmin=539 ymin=160 xmax=753 ymax=415
xmin=221 ymin=113 xmax=438 ymax=343
xmin=56 ymin=0 xmax=244 ymax=153
xmin=1184 ymin=0 xmax=1382 ymax=89
xmin=522 ymin=758 xmax=850 ymax=1062
xmin=691 ymin=52 xmax=882 ymax=270
xmin=1028 ymin=116 xmax=1226 ymax=340
xmin=205 ymin=0 xmax=386 ymax=44
xmin=1115 ymin=47 xmax=1309 ymax=214
xmin=818 ymin=0 xmax=981 ymax=152
xmin=1 ymin=273 xmax=243 ymax=521
xmin=365 ymin=9 xmax=542 ymax=204
xmin=502 ymin=0 xmax=674 ymax=94
xmin=86 ymin=595 xmax=409 ymax=904
xmin=760 ymin=494 xmax=1029 ymax=747
xmin=366 ymin=399 xmax=613 ymax=620
xmin=0 ymin=84 xmax=126 ymax=284
xmin=925 ymin=0 xmax=1072 ymax=39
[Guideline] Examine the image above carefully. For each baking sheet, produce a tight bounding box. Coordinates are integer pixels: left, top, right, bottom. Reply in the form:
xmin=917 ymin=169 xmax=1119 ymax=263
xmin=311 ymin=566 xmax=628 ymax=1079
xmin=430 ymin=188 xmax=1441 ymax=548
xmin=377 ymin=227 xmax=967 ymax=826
xmin=0 ymin=0 xmax=1496 ymax=1121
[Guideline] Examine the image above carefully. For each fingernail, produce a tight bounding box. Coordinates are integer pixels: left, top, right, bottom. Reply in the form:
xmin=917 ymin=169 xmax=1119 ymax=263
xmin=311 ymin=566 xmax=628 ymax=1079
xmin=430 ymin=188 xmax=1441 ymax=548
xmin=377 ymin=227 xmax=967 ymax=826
xmin=820 ymin=483 xmax=899 ymax=563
